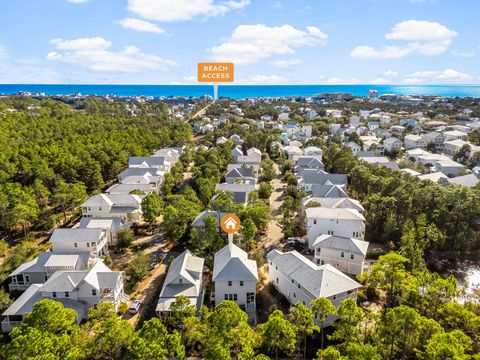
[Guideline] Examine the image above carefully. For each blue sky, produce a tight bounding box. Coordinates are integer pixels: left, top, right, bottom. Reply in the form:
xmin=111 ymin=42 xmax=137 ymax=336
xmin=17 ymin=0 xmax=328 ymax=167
xmin=0 ymin=0 xmax=478 ymax=84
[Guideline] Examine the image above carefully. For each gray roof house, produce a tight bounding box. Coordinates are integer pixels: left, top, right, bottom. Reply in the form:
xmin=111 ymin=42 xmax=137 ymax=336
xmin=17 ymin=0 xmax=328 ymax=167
xmin=49 ymin=228 xmax=109 ymax=258
xmin=156 ymin=250 xmax=205 ymax=316
xmin=224 ymin=168 xmax=256 ymax=184
xmin=2 ymin=261 xmax=126 ymax=333
xmin=212 ymin=239 xmax=258 ymax=313
xmin=298 ymin=170 xmax=348 ymax=191
xmin=191 ymin=210 xmax=226 ymax=233
xmin=81 ymin=194 xmax=143 ymax=222
xmin=267 ymin=250 xmax=361 ymax=326
xmin=311 ymin=184 xmax=348 ymax=198
xmin=8 ymin=251 xmax=89 ymax=291
xmin=128 ymin=156 xmax=172 ymax=172
xmin=214 ymin=183 xmax=256 ymax=205
xmin=295 ymin=156 xmax=324 ymax=173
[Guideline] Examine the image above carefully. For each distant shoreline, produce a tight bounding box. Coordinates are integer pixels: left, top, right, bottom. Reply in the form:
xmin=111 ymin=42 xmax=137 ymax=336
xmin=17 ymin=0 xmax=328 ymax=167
xmin=2 ymin=84 xmax=480 ymax=98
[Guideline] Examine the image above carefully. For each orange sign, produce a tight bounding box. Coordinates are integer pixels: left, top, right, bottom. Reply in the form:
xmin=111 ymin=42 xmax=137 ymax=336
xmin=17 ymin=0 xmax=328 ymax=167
xmin=221 ymin=213 xmax=241 ymax=234
xmin=198 ymin=62 xmax=234 ymax=82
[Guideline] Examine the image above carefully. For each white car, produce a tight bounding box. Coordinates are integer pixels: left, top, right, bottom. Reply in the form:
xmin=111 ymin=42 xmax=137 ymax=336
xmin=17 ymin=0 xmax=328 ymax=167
xmin=129 ymin=300 xmax=142 ymax=314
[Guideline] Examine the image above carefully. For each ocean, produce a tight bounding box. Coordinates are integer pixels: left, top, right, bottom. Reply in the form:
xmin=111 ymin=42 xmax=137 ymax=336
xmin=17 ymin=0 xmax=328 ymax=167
xmin=1 ymin=84 xmax=480 ymax=98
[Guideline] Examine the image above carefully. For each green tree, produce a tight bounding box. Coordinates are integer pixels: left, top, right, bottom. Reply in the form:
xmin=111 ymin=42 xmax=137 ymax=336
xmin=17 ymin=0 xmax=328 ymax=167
xmin=127 ymin=318 xmax=185 ymax=360
xmin=116 ymin=228 xmax=134 ymax=249
xmin=239 ymin=217 xmax=258 ymax=251
xmin=53 ymin=180 xmax=87 ymax=224
xmin=425 ymin=330 xmax=473 ymax=360
xmin=329 ymin=298 xmax=363 ymax=350
xmin=126 ymin=251 xmax=150 ymax=288
xmin=359 ymin=253 xmax=413 ymax=308
xmin=258 ymin=182 xmax=272 ymax=199
xmin=345 ymin=343 xmax=381 ymax=360
xmin=84 ymin=302 xmax=134 ymax=360
xmin=140 ymin=194 xmax=163 ymax=225
xmin=289 ymin=302 xmax=319 ymax=359
xmin=5 ymin=299 xmax=84 ymax=360
xmin=315 ymin=346 xmax=346 ymax=360
xmin=258 ymin=309 xmax=297 ymax=360
xmin=0 ymin=287 xmax=12 ymax=312
xmin=311 ymin=297 xmax=337 ymax=349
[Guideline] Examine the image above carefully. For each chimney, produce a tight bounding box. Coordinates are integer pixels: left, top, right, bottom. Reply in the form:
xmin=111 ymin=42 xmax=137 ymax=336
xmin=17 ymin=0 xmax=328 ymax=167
xmin=228 ymin=234 xmax=233 ymax=252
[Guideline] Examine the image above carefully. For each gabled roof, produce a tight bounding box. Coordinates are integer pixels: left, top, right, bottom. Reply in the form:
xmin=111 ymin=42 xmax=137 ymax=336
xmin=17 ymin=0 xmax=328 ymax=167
xmin=49 ymin=228 xmax=106 ymax=243
xmin=163 ymin=250 xmax=204 ymax=288
xmin=81 ymin=194 xmax=143 ymax=208
xmin=305 ymin=207 xmax=365 ymax=221
xmin=311 ymin=184 xmax=348 ymax=198
xmin=268 ymin=250 xmax=360 ymax=298
xmin=2 ymin=284 xmax=43 ymax=316
xmin=128 ymin=156 xmax=170 ymax=167
xmin=213 ymin=242 xmax=258 ymax=282
xmin=304 ymin=197 xmax=364 ymax=212
xmin=225 ymin=167 xmax=254 ymax=179
xmin=312 ymin=234 xmax=369 ymax=255
xmin=215 ymin=183 xmax=256 ymax=193
xmin=300 ymin=170 xmax=348 ymax=186
xmin=442 ymin=174 xmax=479 ymax=187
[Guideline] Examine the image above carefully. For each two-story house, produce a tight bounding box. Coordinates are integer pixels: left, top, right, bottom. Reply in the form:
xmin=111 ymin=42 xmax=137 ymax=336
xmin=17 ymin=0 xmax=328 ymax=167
xmin=1 ymin=261 xmax=126 ymax=333
xmin=267 ymin=250 xmax=361 ymax=327
xmin=305 ymin=207 xmax=365 ymax=249
xmin=7 ymin=252 xmax=89 ymax=292
xmin=312 ymin=234 xmax=369 ymax=275
xmin=156 ymin=250 xmax=204 ymax=317
xmin=81 ymin=194 xmax=143 ymax=222
xmin=49 ymin=228 xmax=109 ymax=257
xmin=212 ymin=239 xmax=258 ymax=314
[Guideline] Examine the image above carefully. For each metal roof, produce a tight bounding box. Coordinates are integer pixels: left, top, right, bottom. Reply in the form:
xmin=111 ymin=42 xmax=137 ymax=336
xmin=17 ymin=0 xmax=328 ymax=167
xmin=312 ymin=234 xmax=369 ymax=255
xmin=305 ymin=207 xmax=365 ymax=221
xmin=49 ymin=228 xmax=106 ymax=243
xmin=268 ymin=250 xmax=360 ymax=299
xmin=213 ymin=242 xmax=258 ymax=282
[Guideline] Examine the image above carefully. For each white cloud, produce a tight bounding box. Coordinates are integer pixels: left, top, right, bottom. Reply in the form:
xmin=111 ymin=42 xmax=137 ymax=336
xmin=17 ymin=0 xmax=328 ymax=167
xmin=209 ymin=24 xmax=328 ymax=64
xmin=370 ymin=70 xmax=398 ymax=84
xmin=238 ymin=74 xmax=289 ymax=84
xmin=451 ymin=50 xmax=475 ymax=58
xmin=351 ymin=45 xmax=411 ymax=59
xmin=403 ymin=69 xmax=473 ymax=84
xmin=271 ymin=59 xmax=303 ymax=68
xmin=383 ymin=70 xmax=398 ymax=77
xmin=67 ymin=0 xmax=89 ymax=3
xmin=117 ymin=18 xmax=166 ymax=34
xmin=321 ymin=76 xmax=360 ymax=85
xmin=47 ymin=37 xmax=176 ymax=73
xmin=351 ymin=20 xmax=457 ymax=59
xmin=127 ymin=0 xmax=250 ymax=22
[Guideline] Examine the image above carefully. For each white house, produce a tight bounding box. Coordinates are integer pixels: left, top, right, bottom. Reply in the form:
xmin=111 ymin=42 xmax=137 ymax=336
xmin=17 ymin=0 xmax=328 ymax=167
xmin=212 ymin=239 xmax=258 ymax=314
xmin=312 ymin=234 xmax=369 ymax=275
xmin=383 ymin=137 xmax=402 ymax=153
xmin=7 ymin=252 xmax=89 ymax=292
xmin=305 ymin=207 xmax=365 ymax=249
xmin=156 ymin=250 xmax=204 ymax=317
xmin=303 ymin=146 xmax=323 ymax=157
xmin=2 ymin=261 xmax=126 ymax=333
xmin=128 ymin=156 xmax=172 ymax=173
xmin=49 ymin=228 xmax=109 ymax=257
xmin=267 ymin=250 xmax=361 ymax=326
xmin=81 ymin=194 xmax=143 ymax=222
xmin=404 ymin=134 xmax=427 ymax=150
xmin=345 ymin=141 xmax=361 ymax=154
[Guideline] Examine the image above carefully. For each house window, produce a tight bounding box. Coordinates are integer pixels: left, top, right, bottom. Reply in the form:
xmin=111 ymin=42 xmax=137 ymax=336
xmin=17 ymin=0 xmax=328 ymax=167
xmin=240 ymin=281 xmax=244 ymax=286
xmin=328 ymin=230 xmax=334 ymax=235
xmin=291 ymin=279 xmax=294 ymax=284
xmin=65 ymin=292 xmax=69 ymax=298
xmin=247 ymin=293 xmax=255 ymax=304
xmin=224 ymin=294 xmax=229 ymax=300
xmin=321 ymin=260 xmax=325 ymax=265
xmin=74 ymin=242 xmax=78 ymax=248
xmin=234 ymin=294 xmax=238 ymax=301
xmin=92 ymin=289 xmax=97 ymax=296
xmin=333 ymin=295 xmax=336 ymax=300
xmin=351 ymin=254 xmax=355 ymax=260
xmin=44 ymin=275 xmax=48 ymax=281
xmin=341 ymin=252 xmax=345 ymax=258
xmin=276 ymin=278 xmax=279 ymax=284
xmin=91 ymin=242 xmax=96 ymax=247
xmin=228 ymin=281 xmax=232 ymax=286
xmin=297 ymin=284 xmax=301 ymax=289
xmin=353 ymin=232 xmax=359 ymax=237
xmin=87 ymin=243 xmax=91 ymax=248
xmin=293 ymin=292 xmax=296 ymax=298
xmin=313 ymin=219 xmax=317 ymax=225
xmin=25 ymin=275 xmax=30 ymax=283
xmin=179 ymin=278 xmax=183 ymax=284
xmin=52 ymin=292 xmax=57 ymax=298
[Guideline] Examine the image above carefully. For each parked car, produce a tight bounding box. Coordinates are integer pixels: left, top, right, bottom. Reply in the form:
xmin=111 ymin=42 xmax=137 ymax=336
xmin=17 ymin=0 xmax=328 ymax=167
xmin=129 ymin=300 xmax=142 ymax=314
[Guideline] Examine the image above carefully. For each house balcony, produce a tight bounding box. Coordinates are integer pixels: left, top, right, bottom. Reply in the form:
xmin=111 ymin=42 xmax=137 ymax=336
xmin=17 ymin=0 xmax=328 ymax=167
xmin=8 ymin=283 xmax=30 ymax=291
xmin=1 ymin=318 xmax=22 ymax=333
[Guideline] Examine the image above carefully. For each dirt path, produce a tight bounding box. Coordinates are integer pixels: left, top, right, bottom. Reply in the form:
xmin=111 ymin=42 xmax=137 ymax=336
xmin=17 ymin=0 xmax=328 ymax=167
xmin=262 ymin=167 xmax=286 ymax=251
